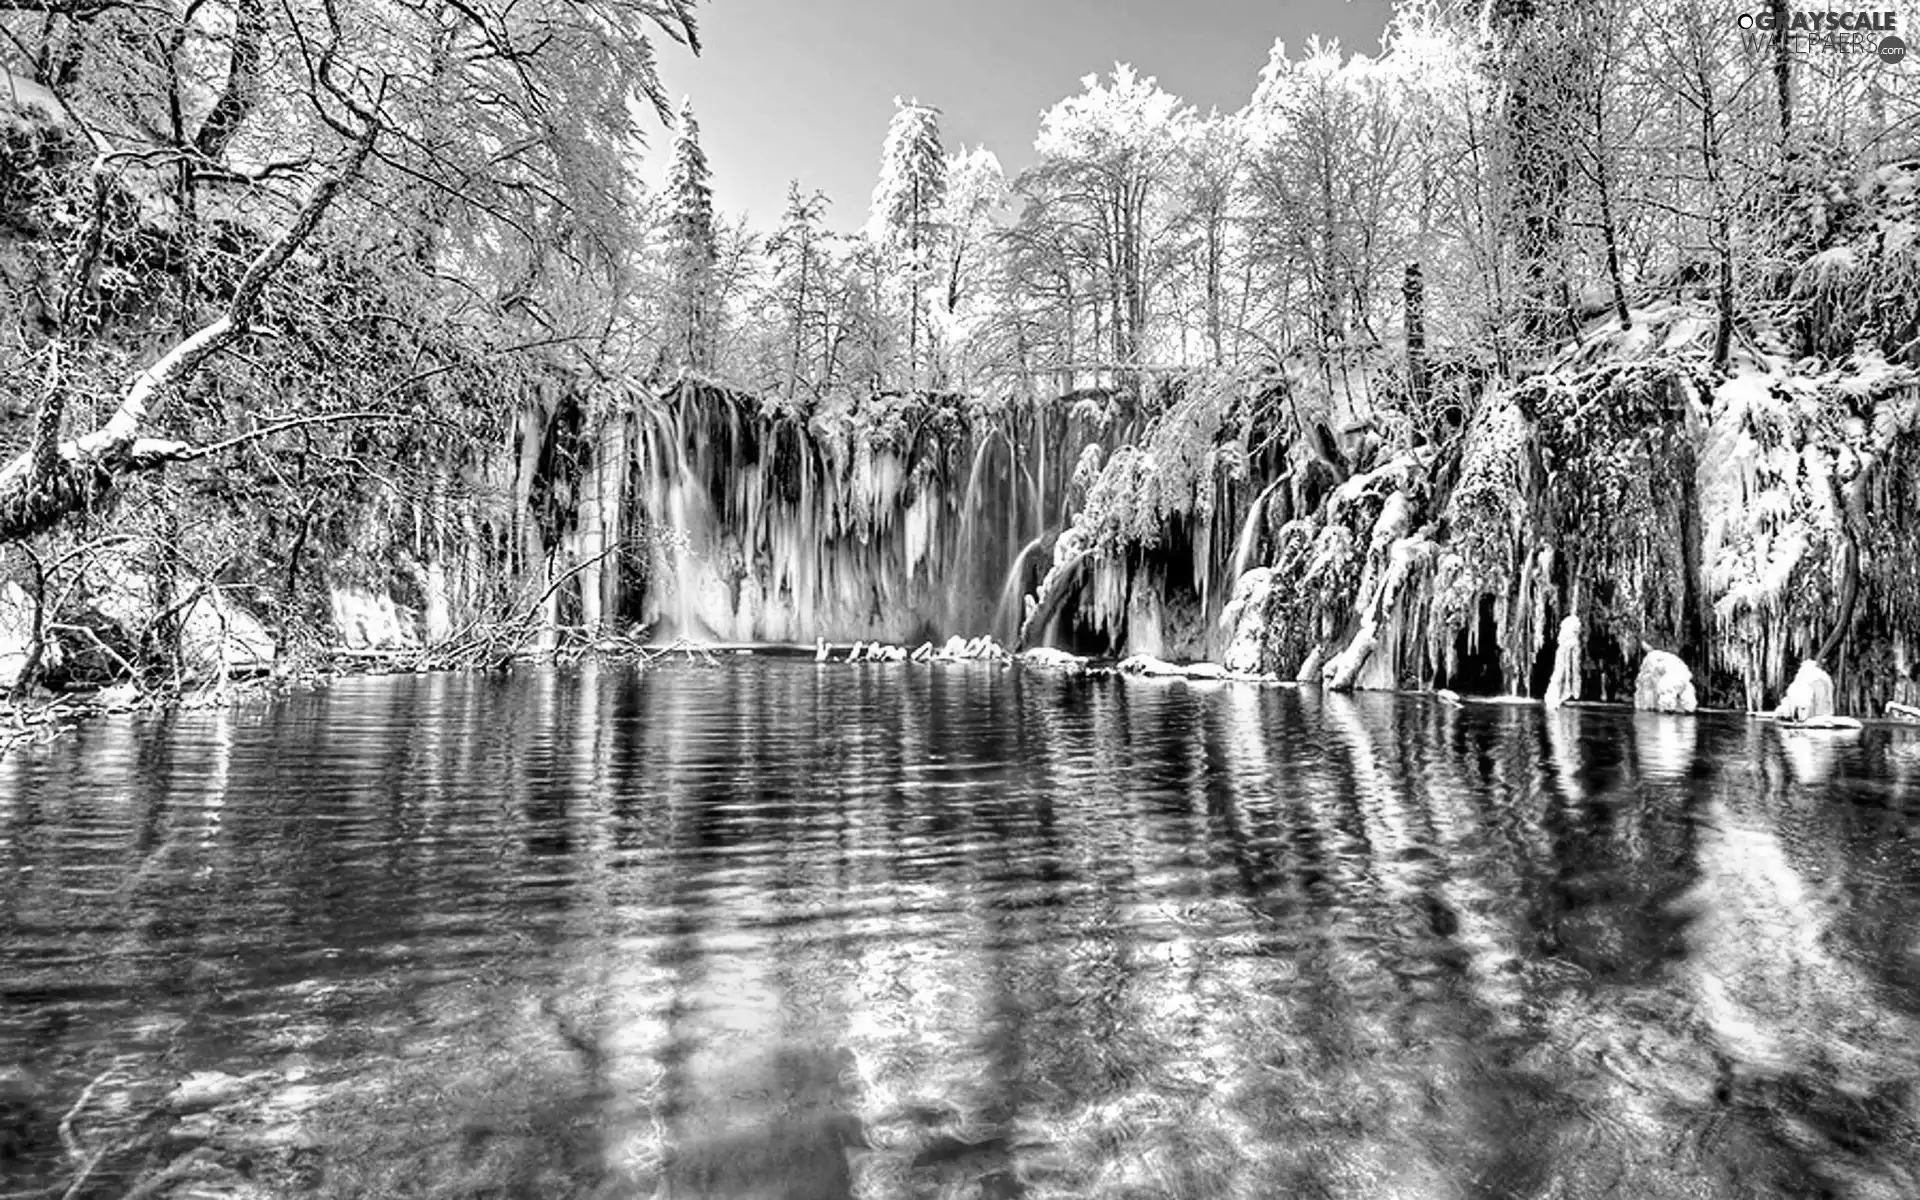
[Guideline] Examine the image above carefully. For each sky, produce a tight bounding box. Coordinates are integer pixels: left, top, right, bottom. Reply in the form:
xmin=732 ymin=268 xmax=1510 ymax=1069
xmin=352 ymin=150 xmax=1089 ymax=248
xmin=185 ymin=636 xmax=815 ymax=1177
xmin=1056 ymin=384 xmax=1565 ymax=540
xmin=642 ymin=0 xmax=1398 ymax=232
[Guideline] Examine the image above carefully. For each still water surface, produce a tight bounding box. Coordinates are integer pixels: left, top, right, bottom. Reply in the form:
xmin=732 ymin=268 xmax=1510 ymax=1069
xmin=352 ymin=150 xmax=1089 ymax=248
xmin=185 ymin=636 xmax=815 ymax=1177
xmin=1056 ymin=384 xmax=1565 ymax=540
xmin=5 ymin=661 xmax=1920 ymax=1198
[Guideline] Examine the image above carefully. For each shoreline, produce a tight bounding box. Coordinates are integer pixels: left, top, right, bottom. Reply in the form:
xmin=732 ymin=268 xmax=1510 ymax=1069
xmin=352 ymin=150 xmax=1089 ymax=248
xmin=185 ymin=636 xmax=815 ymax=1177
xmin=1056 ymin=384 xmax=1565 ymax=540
xmin=10 ymin=639 xmax=1919 ymax=761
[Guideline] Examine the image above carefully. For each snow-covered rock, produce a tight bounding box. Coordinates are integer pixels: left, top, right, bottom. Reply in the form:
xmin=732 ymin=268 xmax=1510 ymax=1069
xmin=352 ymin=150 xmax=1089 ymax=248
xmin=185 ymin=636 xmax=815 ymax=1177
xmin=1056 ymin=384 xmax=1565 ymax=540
xmin=1219 ymin=567 xmax=1273 ymax=675
xmin=1775 ymin=660 xmax=1836 ymax=722
xmin=1018 ymin=647 xmax=1087 ymax=672
xmin=96 ymin=682 xmax=141 ymax=710
xmin=1634 ymin=649 xmax=1698 ymax=714
xmin=1114 ymin=654 xmax=1235 ymax=681
xmin=961 ymin=635 xmax=1011 ymax=663
xmin=330 ymin=586 xmax=418 ymax=650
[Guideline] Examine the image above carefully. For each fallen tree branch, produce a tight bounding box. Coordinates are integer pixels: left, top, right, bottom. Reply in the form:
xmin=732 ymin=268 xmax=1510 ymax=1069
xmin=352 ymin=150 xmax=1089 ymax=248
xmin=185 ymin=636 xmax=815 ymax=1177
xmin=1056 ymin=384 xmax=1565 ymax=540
xmin=486 ymin=547 xmax=623 ymax=664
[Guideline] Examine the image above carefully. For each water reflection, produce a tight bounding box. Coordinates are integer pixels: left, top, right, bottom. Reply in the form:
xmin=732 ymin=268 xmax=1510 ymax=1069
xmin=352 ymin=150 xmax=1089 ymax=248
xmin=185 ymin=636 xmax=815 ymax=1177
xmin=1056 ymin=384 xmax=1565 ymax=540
xmin=3 ymin=665 xmax=1920 ymax=1198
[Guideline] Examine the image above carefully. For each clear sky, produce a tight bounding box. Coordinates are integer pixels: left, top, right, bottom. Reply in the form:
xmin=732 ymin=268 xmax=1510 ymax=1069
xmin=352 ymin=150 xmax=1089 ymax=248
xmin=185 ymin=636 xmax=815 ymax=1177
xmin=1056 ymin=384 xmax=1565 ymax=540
xmin=644 ymin=0 xmax=1398 ymax=231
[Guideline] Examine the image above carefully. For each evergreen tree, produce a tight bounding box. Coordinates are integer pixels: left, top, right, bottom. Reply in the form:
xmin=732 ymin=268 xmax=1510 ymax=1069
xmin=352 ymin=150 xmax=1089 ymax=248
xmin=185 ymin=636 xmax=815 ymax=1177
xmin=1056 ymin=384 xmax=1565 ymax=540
xmin=664 ymin=97 xmax=718 ymax=372
xmin=867 ymin=99 xmax=948 ymax=384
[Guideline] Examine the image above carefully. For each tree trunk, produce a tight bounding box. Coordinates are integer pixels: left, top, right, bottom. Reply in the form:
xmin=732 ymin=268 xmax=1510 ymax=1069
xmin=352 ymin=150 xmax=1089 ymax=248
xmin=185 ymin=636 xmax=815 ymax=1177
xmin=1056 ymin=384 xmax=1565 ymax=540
xmin=1205 ymin=212 xmax=1225 ymax=366
xmin=1768 ymin=0 xmax=1792 ymax=136
xmin=1700 ymin=91 xmax=1735 ymax=370
xmin=1597 ymin=167 xmax=1632 ymax=329
xmin=1403 ymin=262 xmax=1430 ymax=421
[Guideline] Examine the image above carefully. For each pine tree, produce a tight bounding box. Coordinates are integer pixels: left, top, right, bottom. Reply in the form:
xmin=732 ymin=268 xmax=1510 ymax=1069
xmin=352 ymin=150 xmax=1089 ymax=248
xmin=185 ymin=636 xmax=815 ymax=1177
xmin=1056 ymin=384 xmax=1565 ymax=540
xmin=867 ymin=99 xmax=948 ymax=385
xmin=663 ymin=97 xmax=717 ymax=372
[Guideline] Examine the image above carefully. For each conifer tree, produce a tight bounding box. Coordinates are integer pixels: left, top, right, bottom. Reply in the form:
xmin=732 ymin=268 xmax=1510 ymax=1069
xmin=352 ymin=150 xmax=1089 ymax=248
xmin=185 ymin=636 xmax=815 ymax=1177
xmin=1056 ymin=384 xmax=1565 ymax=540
xmin=664 ymin=97 xmax=718 ymax=372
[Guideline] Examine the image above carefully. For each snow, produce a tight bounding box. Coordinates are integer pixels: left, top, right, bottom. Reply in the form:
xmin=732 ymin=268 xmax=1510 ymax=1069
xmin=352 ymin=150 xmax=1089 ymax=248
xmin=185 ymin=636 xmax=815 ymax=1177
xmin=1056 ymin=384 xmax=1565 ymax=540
xmin=1 ymin=70 xmax=67 ymax=131
xmin=866 ymin=101 xmax=946 ymax=250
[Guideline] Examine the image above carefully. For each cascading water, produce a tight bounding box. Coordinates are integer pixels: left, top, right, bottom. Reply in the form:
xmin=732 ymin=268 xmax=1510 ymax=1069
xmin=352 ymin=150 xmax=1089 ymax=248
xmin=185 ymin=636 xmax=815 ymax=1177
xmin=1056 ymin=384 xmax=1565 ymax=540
xmin=994 ymin=534 xmax=1050 ymax=644
xmin=609 ymin=381 xmax=1045 ymax=643
xmin=1228 ymin=476 xmax=1285 ymax=588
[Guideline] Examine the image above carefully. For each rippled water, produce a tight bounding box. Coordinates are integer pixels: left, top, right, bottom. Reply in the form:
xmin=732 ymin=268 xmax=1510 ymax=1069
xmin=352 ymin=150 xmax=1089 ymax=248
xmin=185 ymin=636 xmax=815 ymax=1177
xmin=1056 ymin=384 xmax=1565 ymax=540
xmin=5 ymin=661 xmax=1920 ymax=1198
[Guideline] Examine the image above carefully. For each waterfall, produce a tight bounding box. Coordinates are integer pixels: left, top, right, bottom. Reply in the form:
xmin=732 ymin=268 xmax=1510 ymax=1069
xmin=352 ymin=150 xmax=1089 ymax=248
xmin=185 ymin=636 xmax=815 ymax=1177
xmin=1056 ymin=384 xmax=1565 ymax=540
xmin=614 ymin=381 xmax=1072 ymax=643
xmin=993 ymin=534 xmax=1050 ymax=644
xmin=1228 ymin=475 xmax=1284 ymax=588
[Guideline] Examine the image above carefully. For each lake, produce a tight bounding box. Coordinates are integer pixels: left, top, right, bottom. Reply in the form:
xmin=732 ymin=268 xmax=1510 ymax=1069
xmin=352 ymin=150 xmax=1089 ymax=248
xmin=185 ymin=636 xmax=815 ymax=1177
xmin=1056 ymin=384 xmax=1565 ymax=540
xmin=5 ymin=660 xmax=1920 ymax=1198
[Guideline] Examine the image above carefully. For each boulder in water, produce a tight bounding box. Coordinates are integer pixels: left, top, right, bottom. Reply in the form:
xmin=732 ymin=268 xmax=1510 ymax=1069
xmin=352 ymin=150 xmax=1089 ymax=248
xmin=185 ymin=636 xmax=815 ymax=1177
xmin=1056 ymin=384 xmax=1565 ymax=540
xmin=1219 ymin=568 xmax=1273 ymax=675
xmin=1018 ymin=647 xmax=1086 ymax=672
xmin=1634 ymin=649 xmax=1698 ymax=713
xmin=1775 ymin=660 xmax=1836 ymax=723
xmin=1117 ymin=654 xmax=1184 ymax=677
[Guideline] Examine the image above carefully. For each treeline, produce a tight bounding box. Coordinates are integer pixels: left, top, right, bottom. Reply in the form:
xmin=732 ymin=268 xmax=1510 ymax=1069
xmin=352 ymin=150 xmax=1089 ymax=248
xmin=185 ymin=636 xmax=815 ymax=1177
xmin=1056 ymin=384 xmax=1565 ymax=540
xmin=670 ymin=0 xmax=1916 ymax=403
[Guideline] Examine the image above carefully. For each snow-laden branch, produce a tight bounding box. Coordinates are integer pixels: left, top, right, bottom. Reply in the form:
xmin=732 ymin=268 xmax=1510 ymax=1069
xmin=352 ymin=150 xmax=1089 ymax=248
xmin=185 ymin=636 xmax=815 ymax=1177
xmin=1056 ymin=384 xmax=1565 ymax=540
xmin=0 ymin=122 xmax=378 ymax=543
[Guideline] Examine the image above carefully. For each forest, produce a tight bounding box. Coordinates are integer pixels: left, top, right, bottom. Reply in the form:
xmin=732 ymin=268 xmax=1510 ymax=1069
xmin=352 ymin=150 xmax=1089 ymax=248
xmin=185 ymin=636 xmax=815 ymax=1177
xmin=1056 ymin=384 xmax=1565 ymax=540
xmin=2 ymin=0 xmax=1918 ymax=714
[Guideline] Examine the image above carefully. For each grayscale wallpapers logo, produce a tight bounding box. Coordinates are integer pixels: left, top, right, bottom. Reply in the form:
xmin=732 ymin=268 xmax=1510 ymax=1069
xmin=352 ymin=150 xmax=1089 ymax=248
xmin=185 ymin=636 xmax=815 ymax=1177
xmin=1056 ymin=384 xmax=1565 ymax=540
xmin=1735 ymin=9 xmax=1906 ymax=63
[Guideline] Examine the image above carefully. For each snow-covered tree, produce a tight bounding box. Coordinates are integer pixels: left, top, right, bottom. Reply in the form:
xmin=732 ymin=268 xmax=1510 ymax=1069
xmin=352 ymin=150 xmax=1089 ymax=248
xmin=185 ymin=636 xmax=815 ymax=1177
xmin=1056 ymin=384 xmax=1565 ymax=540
xmin=1172 ymin=111 xmax=1246 ymax=365
xmin=936 ymin=146 xmax=1007 ymax=316
xmin=1241 ymin=40 xmax=1412 ymax=354
xmin=763 ymin=182 xmax=833 ymax=398
xmin=867 ymin=99 xmax=948 ymax=385
xmin=930 ymin=145 xmax=1010 ymax=381
xmin=1029 ymin=65 xmax=1191 ymax=386
xmin=663 ymin=97 xmax=718 ymax=372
